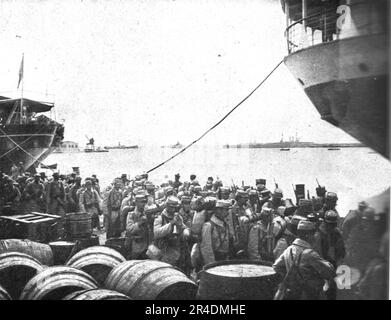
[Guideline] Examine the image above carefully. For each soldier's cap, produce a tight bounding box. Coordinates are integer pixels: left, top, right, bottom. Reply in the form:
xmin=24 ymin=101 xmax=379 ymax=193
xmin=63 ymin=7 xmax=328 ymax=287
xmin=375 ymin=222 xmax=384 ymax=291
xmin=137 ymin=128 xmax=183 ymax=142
xmin=135 ymin=175 xmax=143 ymax=181
xmin=326 ymin=192 xmax=338 ymax=200
xmin=297 ymin=219 xmax=316 ymax=231
xmin=181 ymin=196 xmax=191 ymax=204
xmin=134 ymin=181 xmax=144 ymax=187
xmin=215 ymin=199 xmax=231 ymax=209
xmin=220 ymin=186 xmax=230 ymax=193
xmin=164 ymin=186 xmax=174 ymax=194
xmin=260 ymin=208 xmax=273 ymax=218
xmin=193 ymin=186 xmax=202 ymax=192
xmin=277 ymin=206 xmax=286 ymax=217
xmin=362 ymin=207 xmax=375 ymax=220
xmin=324 ymin=210 xmax=339 ymax=223
xmin=166 ymin=196 xmax=180 ymax=207
xmin=256 ymin=179 xmax=266 ymax=186
xmin=52 ymin=172 xmax=60 ymax=177
xmin=273 ymin=188 xmax=284 ymax=198
xmin=236 ymin=190 xmax=248 ymax=198
xmin=191 ymin=180 xmax=200 ymax=186
xmin=75 ymin=176 xmax=82 ymax=181
xmin=175 ymin=173 xmax=180 ymax=177
xmin=135 ymin=194 xmax=147 ymax=202
xmin=358 ymin=201 xmax=369 ymax=208
xmin=85 ymin=179 xmax=92 ymax=185
xmin=141 ymin=173 xmax=148 ymax=179
xmin=248 ymin=189 xmax=258 ymax=196
xmin=145 ymin=183 xmax=155 ymax=190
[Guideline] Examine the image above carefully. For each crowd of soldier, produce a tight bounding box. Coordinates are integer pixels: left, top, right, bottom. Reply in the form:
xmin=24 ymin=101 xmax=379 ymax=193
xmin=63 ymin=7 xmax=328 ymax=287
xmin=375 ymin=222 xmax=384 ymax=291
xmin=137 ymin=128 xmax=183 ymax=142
xmin=0 ymin=171 xmax=388 ymax=300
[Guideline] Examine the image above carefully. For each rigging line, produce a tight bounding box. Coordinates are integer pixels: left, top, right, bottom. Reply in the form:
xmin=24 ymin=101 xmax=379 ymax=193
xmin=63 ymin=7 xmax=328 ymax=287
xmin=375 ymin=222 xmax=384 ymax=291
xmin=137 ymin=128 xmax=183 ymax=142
xmin=0 ymin=126 xmax=54 ymax=172
xmin=0 ymin=126 xmax=48 ymax=160
xmin=146 ymin=59 xmax=284 ymax=174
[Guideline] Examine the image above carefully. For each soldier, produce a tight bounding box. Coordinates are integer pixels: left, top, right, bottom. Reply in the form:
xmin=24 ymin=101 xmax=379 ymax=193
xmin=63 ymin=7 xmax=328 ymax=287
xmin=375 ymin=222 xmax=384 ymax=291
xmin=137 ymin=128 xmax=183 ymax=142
xmin=248 ymin=189 xmax=260 ymax=216
xmin=204 ymin=177 xmax=214 ymax=191
xmin=262 ymin=188 xmax=285 ymax=212
xmin=273 ymin=217 xmax=297 ymax=260
xmin=67 ymin=176 xmax=82 ymax=212
xmin=341 ymin=201 xmax=368 ymax=241
xmin=259 ymin=189 xmax=272 ymax=208
xmin=79 ymin=179 xmax=101 ymax=230
xmin=172 ymin=173 xmax=182 ymax=191
xmin=0 ymin=175 xmax=21 ymax=215
xmin=273 ymin=220 xmax=335 ymax=300
xmin=10 ymin=163 xmax=19 ymax=180
xmin=23 ymin=173 xmax=45 ymax=213
xmin=312 ymin=184 xmax=327 ymax=211
xmin=229 ymin=190 xmax=251 ymax=258
xmin=200 ymin=199 xmax=231 ymax=266
xmin=125 ymin=194 xmax=150 ymax=259
xmin=106 ymin=179 xmax=123 ymax=237
xmin=314 ymin=210 xmax=345 ymax=300
xmin=317 ymin=192 xmax=339 ymax=220
xmin=46 ymin=172 xmax=66 ymax=216
xmin=218 ymin=186 xmax=230 ymax=200
xmin=247 ymin=209 xmax=281 ymax=262
xmin=152 ymin=196 xmax=189 ymax=268
xmin=179 ymin=195 xmax=194 ymax=229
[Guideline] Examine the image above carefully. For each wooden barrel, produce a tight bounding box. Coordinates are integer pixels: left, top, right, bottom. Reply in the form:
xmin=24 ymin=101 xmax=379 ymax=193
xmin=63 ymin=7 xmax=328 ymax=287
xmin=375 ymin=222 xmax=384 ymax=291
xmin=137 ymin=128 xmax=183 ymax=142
xmin=67 ymin=234 xmax=100 ymax=257
xmin=20 ymin=266 xmax=98 ymax=300
xmin=197 ymin=260 xmax=279 ymax=300
xmin=65 ymin=212 xmax=92 ymax=240
xmin=0 ymin=252 xmax=44 ymax=299
xmin=49 ymin=241 xmax=76 ymax=265
xmin=0 ymin=284 xmax=12 ymax=300
xmin=0 ymin=239 xmax=53 ymax=266
xmin=104 ymin=260 xmax=197 ymax=300
xmin=63 ymin=289 xmax=131 ymax=300
xmin=66 ymin=246 xmax=126 ymax=286
xmin=105 ymin=237 xmax=127 ymax=257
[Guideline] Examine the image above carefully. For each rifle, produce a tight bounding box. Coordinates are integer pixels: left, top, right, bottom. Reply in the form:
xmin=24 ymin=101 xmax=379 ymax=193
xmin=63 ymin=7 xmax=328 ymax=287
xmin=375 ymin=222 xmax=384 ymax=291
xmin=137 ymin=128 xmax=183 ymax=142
xmin=274 ymin=179 xmax=278 ymax=189
xmin=307 ymin=190 xmax=310 ymax=200
xmin=316 ymin=178 xmax=321 ymax=188
xmin=231 ymin=179 xmax=238 ymax=192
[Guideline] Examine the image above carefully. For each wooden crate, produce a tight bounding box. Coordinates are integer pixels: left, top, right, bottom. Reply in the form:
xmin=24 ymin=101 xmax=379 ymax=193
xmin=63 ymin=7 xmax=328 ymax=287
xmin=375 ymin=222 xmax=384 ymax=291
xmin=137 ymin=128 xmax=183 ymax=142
xmin=0 ymin=212 xmax=62 ymax=243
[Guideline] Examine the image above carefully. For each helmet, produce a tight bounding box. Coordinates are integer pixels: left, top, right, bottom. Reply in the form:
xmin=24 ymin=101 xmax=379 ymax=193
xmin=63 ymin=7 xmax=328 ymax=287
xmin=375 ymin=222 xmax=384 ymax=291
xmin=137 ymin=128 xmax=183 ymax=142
xmin=297 ymin=220 xmax=316 ymax=231
xmin=324 ymin=210 xmax=339 ymax=223
xmin=325 ymin=192 xmax=338 ymax=201
xmin=273 ymin=188 xmax=283 ymax=199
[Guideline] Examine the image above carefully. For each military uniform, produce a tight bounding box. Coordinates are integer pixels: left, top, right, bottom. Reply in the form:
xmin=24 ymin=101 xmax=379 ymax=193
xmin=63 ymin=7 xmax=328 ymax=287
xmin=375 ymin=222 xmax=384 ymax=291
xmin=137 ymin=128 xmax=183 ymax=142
xmin=273 ymin=220 xmax=335 ymax=300
xmin=200 ymin=213 xmax=230 ymax=266
xmin=79 ymin=187 xmax=101 ymax=229
xmin=106 ymin=186 xmax=123 ymax=237
xmin=23 ymin=179 xmax=45 ymax=213
xmin=126 ymin=206 xmax=150 ymax=259
xmin=46 ymin=178 xmax=66 ymax=216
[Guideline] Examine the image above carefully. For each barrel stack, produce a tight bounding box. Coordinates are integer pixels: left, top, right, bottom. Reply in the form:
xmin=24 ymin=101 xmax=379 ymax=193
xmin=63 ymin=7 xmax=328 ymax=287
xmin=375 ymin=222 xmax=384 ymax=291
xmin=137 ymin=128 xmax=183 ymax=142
xmin=0 ymin=252 xmax=45 ymax=299
xmin=63 ymin=289 xmax=130 ymax=300
xmin=104 ymin=260 xmax=198 ymax=300
xmin=66 ymin=246 xmax=126 ymax=286
xmin=20 ymin=266 xmax=99 ymax=300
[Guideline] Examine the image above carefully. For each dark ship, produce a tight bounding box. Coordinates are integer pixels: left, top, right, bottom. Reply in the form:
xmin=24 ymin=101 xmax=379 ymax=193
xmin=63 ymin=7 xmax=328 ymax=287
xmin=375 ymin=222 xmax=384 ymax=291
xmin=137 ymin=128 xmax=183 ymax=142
xmin=0 ymin=96 xmax=64 ymax=174
xmin=280 ymin=0 xmax=388 ymax=158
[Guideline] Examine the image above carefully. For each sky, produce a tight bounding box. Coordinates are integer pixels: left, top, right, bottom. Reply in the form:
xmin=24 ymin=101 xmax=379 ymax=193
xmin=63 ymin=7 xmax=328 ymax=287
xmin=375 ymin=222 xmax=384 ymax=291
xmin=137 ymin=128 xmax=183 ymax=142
xmin=0 ymin=0 xmax=359 ymax=147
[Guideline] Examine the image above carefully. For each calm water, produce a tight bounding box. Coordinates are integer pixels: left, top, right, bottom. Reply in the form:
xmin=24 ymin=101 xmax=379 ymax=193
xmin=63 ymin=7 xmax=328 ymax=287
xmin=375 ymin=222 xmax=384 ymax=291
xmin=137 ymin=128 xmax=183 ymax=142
xmin=45 ymin=146 xmax=391 ymax=217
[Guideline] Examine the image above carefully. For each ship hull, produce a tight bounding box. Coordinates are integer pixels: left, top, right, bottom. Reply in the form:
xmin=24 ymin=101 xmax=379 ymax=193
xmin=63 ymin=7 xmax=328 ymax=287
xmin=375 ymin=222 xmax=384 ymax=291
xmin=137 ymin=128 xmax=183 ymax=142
xmin=284 ymin=33 xmax=388 ymax=157
xmin=0 ymin=124 xmax=57 ymax=174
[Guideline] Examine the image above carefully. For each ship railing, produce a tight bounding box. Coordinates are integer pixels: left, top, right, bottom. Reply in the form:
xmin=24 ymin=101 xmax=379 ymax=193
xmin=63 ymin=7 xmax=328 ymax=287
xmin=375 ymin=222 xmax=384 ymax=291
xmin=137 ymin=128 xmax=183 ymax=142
xmin=285 ymin=2 xmax=387 ymax=54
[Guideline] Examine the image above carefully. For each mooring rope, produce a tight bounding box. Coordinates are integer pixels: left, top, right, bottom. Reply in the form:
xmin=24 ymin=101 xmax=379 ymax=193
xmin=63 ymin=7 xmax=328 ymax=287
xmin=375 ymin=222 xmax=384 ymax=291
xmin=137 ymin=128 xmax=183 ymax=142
xmin=146 ymin=59 xmax=284 ymax=174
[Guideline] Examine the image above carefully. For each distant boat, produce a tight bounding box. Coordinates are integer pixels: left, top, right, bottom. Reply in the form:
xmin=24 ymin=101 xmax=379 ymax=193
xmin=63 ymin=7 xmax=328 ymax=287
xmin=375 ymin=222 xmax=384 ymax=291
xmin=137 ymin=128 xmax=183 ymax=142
xmin=280 ymin=148 xmax=290 ymax=151
xmin=84 ymin=145 xmax=109 ymax=153
xmin=104 ymin=143 xmax=138 ymax=150
xmin=328 ymin=148 xmax=341 ymax=151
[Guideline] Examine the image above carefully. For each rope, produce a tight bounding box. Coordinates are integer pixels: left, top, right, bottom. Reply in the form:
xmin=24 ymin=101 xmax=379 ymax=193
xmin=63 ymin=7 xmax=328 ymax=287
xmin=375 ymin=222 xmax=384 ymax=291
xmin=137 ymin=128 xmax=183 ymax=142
xmin=0 ymin=126 xmax=55 ymax=172
xmin=146 ymin=59 xmax=284 ymax=174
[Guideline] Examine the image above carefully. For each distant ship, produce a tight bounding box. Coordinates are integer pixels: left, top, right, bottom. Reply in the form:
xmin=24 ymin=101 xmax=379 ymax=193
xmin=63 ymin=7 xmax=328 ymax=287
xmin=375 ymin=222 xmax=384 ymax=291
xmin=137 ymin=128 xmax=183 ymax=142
xmin=161 ymin=142 xmax=184 ymax=149
xmin=104 ymin=142 xmax=138 ymax=150
xmin=0 ymin=95 xmax=64 ymax=174
xmin=223 ymin=135 xmax=365 ymax=149
xmin=280 ymin=0 xmax=388 ymax=157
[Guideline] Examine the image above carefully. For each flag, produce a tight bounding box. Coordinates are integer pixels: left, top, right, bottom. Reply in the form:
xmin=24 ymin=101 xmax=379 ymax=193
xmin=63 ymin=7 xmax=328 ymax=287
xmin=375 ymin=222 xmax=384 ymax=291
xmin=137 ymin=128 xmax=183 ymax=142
xmin=17 ymin=54 xmax=24 ymax=89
